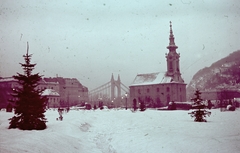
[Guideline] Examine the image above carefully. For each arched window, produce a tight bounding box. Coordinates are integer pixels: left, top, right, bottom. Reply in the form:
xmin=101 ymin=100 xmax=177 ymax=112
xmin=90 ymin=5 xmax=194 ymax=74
xmin=169 ymin=61 xmax=173 ymax=71
xmin=166 ymin=87 xmax=170 ymax=92
xmin=167 ymin=95 xmax=170 ymax=103
xmin=138 ymin=89 xmax=141 ymax=94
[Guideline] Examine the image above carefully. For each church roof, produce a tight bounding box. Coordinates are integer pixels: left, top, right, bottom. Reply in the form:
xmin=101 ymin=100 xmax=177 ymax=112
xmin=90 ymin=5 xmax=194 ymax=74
xmin=130 ymin=72 xmax=171 ymax=86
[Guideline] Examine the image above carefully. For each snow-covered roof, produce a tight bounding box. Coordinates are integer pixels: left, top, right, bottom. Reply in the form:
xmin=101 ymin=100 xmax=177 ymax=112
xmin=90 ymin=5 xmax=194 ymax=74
xmin=0 ymin=77 xmax=17 ymax=82
xmin=42 ymin=89 xmax=60 ymax=96
xmin=39 ymin=78 xmax=59 ymax=84
xmin=130 ymin=72 xmax=173 ymax=86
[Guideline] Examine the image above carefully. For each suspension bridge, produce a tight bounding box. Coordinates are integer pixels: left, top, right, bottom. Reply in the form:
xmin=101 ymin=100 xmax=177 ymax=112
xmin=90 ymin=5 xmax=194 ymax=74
xmin=89 ymin=74 xmax=129 ymax=108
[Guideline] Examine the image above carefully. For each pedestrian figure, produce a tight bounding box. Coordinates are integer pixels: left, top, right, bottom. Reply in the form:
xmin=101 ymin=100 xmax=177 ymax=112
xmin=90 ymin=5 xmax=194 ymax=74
xmin=57 ymin=108 xmax=64 ymax=121
xmin=207 ymin=100 xmax=212 ymax=110
xmin=6 ymin=103 xmax=13 ymax=112
xmin=133 ymin=99 xmax=137 ymax=111
xmin=93 ymin=105 xmax=97 ymax=110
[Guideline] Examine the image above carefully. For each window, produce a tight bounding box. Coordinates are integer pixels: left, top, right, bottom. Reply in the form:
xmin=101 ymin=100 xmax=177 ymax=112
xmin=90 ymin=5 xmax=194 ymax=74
xmin=147 ymin=88 xmax=150 ymax=93
xmin=138 ymin=89 xmax=141 ymax=94
xmin=157 ymin=88 xmax=160 ymax=92
xmin=167 ymin=87 xmax=170 ymax=92
xmin=169 ymin=61 xmax=173 ymax=70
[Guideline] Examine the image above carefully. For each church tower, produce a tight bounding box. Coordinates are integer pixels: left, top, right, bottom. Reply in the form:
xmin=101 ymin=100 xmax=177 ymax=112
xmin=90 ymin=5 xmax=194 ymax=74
xmin=129 ymin=22 xmax=187 ymax=105
xmin=165 ymin=21 xmax=184 ymax=83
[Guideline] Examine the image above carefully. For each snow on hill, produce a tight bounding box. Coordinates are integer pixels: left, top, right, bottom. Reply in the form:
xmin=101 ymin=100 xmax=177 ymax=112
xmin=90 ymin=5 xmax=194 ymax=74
xmin=187 ymin=50 xmax=240 ymax=99
xmin=0 ymin=109 xmax=240 ymax=153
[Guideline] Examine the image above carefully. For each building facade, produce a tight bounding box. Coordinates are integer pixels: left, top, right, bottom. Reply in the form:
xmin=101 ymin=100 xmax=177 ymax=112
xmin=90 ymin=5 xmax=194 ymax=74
xmin=202 ymin=90 xmax=240 ymax=100
xmin=0 ymin=76 xmax=89 ymax=108
xmin=129 ymin=22 xmax=187 ymax=107
xmin=0 ymin=77 xmax=19 ymax=109
xmin=42 ymin=89 xmax=60 ymax=108
xmin=41 ymin=77 xmax=89 ymax=107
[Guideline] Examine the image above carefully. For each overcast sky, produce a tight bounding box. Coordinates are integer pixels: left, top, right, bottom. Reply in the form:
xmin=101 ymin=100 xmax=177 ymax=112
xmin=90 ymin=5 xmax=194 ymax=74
xmin=0 ymin=0 xmax=240 ymax=90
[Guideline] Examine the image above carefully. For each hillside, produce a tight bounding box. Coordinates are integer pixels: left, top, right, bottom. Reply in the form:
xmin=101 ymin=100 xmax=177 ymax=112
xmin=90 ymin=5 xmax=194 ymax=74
xmin=187 ymin=50 xmax=240 ymax=99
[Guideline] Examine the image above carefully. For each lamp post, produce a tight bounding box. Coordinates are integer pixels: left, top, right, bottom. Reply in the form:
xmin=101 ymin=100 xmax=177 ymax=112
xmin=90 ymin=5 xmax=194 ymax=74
xmin=125 ymin=93 xmax=128 ymax=110
xmin=121 ymin=96 xmax=124 ymax=108
xmin=78 ymin=95 xmax=80 ymax=105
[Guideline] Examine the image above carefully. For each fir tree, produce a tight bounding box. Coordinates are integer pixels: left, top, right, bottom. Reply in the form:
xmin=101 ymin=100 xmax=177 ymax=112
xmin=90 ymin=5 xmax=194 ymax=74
xmin=9 ymin=43 xmax=47 ymax=130
xmin=188 ymin=89 xmax=211 ymax=122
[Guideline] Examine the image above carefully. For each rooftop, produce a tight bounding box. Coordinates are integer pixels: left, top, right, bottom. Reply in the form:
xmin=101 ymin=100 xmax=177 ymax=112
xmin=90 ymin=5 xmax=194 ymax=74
xmin=0 ymin=77 xmax=16 ymax=82
xmin=130 ymin=72 xmax=185 ymax=87
xmin=42 ymin=89 xmax=60 ymax=96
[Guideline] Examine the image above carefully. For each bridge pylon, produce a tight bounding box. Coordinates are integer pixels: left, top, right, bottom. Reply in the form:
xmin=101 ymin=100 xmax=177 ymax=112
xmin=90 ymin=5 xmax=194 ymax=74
xmin=111 ymin=73 xmax=121 ymax=101
xmin=89 ymin=74 xmax=129 ymax=107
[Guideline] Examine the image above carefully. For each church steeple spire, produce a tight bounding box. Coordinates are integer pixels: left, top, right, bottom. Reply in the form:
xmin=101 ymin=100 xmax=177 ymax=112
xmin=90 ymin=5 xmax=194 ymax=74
xmin=167 ymin=21 xmax=178 ymax=50
xmin=165 ymin=21 xmax=184 ymax=83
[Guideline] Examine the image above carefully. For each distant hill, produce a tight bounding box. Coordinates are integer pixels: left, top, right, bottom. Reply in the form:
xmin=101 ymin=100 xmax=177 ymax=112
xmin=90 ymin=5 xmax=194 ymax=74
xmin=187 ymin=50 xmax=240 ymax=99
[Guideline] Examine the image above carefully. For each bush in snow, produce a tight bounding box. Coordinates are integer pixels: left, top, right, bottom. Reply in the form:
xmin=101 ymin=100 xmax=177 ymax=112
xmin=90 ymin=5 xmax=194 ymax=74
xmin=139 ymin=101 xmax=146 ymax=111
xmin=167 ymin=101 xmax=176 ymax=110
xmin=227 ymin=105 xmax=235 ymax=111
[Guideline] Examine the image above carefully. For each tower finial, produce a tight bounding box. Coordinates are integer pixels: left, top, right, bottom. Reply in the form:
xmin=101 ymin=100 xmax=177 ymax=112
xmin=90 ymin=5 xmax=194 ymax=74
xmin=170 ymin=21 xmax=173 ymax=36
xmin=167 ymin=21 xmax=178 ymax=49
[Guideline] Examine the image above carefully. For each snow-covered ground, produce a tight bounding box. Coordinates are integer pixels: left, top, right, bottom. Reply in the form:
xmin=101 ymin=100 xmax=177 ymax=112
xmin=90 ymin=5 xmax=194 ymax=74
xmin=1 ymin=108 xmax=240 ymax=153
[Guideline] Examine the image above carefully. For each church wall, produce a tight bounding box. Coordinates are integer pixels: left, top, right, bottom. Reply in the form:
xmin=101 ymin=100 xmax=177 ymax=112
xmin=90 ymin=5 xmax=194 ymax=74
xmin=130 ymin=84 xmax=166 ymax=107
xmin=130 ymin=83 xmax=186 ymax=107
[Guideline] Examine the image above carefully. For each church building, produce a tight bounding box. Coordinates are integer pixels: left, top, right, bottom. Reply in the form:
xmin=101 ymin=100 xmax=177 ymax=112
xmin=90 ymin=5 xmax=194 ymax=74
xmin=129 ymin=22 xmax=187 ymax=107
